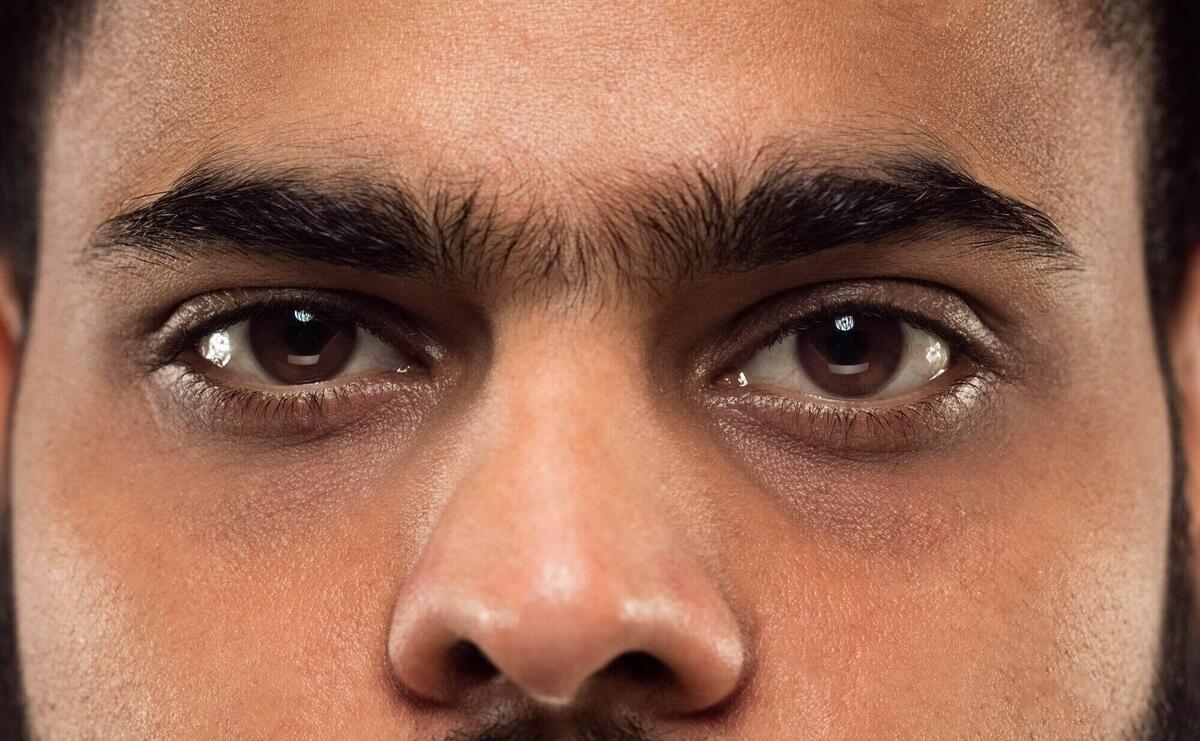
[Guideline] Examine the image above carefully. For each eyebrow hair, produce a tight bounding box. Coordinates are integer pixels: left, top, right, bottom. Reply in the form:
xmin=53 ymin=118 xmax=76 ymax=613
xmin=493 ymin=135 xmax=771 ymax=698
xmin=88 ymin=150 xmax=1080 ymax=296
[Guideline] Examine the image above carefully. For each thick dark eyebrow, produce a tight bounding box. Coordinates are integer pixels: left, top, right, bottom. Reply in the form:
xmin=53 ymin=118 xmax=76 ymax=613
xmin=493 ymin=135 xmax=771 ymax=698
xmin=621 ymin=155 xmax=1080 ymax=281
xmin=87 ymin=152 xmax=1080 ymax=292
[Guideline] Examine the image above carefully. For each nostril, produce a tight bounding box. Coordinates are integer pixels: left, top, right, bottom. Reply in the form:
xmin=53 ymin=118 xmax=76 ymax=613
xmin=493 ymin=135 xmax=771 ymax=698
xmin=601 ymin=650 xmax=677 ymax=689
xmin=447 ymin=640 xmax=498 ymax=684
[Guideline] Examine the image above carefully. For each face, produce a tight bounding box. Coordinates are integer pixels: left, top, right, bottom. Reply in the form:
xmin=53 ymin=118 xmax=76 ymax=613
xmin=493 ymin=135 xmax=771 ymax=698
xmin=7 ymin=0 xmax=1178 ymax=738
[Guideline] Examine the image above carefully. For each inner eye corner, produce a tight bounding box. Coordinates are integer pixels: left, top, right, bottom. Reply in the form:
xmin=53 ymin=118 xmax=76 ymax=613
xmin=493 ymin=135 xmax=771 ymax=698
xmin=730 ymin=308 xmax=960 ymax=403
xmin=175 ymin=299 xmax=425 ymax=389
xmin=708 ymin=366 xmax=746 ymax=390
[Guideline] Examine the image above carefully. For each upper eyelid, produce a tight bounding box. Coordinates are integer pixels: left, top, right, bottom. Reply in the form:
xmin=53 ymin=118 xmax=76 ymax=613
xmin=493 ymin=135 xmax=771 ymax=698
xmin=709 ymin=287 xmax=995 ymax=380
xmin=145 ymin=288 xmax=436 ymax=372
xmin=755 ymin=303 xmax=972 ymax=358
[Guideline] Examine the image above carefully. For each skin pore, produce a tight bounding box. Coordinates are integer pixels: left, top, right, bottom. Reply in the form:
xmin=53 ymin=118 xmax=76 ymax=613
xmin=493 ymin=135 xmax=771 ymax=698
xmin=4 ymin=0 xmax=1190 ymax=738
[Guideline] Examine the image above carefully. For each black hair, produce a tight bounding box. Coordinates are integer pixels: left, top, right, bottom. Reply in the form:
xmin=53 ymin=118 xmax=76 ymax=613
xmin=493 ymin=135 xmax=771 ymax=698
xmin=0 ymin=2 xmax=1197 ymax=306
xmin=1146 ymin=0 xmax=1200 ymax=317
xmin=0 ymin=1 xmax=1197 ymax=738
xmin=0 ymin=0 xmax=93 ymax=301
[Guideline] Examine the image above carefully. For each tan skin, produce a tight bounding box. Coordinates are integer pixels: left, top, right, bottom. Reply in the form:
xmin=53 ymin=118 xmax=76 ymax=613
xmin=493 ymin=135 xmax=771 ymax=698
xmin=2 ymin=0 xmax=1192 ymax=737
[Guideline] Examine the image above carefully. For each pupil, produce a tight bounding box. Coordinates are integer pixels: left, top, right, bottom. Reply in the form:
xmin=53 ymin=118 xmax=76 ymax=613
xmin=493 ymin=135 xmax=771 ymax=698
xmin=796 ymin=313 xmax=905 ymax=398
xmin=825 ymin=315 xmax=867 ymax=366
xmin=285 ymin=311 xmax=330 ymax=357
xmin=249 ymin=307 xmax=356 ymax=384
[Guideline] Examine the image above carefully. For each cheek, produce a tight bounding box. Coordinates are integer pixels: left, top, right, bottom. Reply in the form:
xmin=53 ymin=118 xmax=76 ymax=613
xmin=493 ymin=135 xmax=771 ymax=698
xmin=11 ymin=442 xmax=167 ymax=736
xmin=709 ymin=383 xmax=1171 ymax=734
xmin=8 ymin=374 xmax=439 ymax=736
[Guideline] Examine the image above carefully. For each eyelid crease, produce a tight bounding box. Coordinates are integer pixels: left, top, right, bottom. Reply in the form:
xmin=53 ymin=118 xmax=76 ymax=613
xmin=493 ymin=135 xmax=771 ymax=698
xmin=694 ymin=279 xmax=1020 ymax=455
xmin=140 ymin=287 xmax=441 ymax=377
xmin=701 ymin=279 xmax=1021 ymax=388
xmin=750 ymin=304 xmax=966 ymax=369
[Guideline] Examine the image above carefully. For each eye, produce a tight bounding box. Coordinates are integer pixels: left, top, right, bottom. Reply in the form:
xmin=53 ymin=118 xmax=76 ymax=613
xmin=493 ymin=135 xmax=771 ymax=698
xmin=195 ymin=305 xmax=414 ymax=386
xmin=736 ymin=312 xmax=951 ymax=401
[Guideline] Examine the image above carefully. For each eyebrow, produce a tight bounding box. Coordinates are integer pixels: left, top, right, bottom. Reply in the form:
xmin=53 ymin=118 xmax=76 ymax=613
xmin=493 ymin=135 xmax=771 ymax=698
xmin=88 ymin=151 xmax=1080 ymax=293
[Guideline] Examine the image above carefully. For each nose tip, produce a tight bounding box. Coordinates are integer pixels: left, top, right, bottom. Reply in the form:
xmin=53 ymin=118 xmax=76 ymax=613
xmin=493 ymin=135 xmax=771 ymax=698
xmin=387 ymin=351 xmax=748 ymax=716
xmin=387 ymin=572 xmax=745 ymax=714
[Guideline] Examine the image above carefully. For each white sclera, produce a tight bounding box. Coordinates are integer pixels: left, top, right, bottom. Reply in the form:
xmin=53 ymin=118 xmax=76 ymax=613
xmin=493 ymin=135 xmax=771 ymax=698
xmin=196 ymin=319 xmax=411 ymax=385
xmin=741 ymin=321 xmax=950 ymax=400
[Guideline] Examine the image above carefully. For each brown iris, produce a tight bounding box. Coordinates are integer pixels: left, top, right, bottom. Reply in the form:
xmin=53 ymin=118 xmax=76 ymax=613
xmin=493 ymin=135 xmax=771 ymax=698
xmin=796 ymin=314 xmax=904 ymax=398
xmin=248 ymin=307 xmax=356 ymax=384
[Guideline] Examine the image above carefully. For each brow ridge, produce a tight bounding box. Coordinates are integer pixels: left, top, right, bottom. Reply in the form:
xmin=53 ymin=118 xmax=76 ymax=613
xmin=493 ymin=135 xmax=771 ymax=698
xmin=87 ymin=150 xmax=1081 ymax=297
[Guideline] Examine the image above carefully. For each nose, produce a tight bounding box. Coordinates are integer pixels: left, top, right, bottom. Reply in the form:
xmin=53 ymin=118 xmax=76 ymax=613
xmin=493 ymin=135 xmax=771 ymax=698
xmin=388 ymin=556 xmax=744 ymax=712
xmin=387 ymin=350 xmax=746 ymax=714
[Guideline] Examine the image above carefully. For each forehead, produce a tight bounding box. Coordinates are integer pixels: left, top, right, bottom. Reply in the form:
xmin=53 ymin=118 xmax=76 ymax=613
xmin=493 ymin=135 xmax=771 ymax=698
xmin=46 ymin=0 xmax=1136 ymax=244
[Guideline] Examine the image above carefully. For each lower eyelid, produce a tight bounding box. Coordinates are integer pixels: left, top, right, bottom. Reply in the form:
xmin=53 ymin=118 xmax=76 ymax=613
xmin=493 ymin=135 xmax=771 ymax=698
xmin=706 ymin=368 xmax=996 ymax=455
xmin=190 ymin=319 xmax=421 ymax=387
xmin=146 ymin=288 xmax=439 ymax=370
xmin=148 ymin=362 xmax=434 ymax=442
xmin=734 ymin=318 xmax=955 ymax=400
xmin=707 ymin=281 xmax=1011 ymax=387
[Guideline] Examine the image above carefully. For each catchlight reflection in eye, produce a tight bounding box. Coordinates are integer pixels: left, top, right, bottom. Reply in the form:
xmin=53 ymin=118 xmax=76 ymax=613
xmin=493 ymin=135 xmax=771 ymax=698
xmin=191 ymin=306 xmax=417 ymax=387
xmin=736 ymin=312 xmax=952 ymax=400
xmin=286 ymin=309 xmax=324 ymax=367
xmin=200 ymin=329 xmax=232 ymax=368
xmin=828 ymin=315 xmax=870 ymax=375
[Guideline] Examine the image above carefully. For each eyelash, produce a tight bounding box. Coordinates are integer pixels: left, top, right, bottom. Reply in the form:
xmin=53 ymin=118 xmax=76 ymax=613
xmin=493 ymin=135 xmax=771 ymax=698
xmin=746 ymin=302 xmax=975 ymax=368
xmin=151 ymin=292 xmax=412 ymax=367
xmin=160 ymin=369 xmax=406 ymax=438
xmin=148 ymin=283 xmax=1004 ymax=448
xmin=705 ymin=291 xmax=1005 ymax=453
xmin=149 ymin=290 xmax=434 ymax=438
xmin=713 ymin=374 xmax=993 ymax=451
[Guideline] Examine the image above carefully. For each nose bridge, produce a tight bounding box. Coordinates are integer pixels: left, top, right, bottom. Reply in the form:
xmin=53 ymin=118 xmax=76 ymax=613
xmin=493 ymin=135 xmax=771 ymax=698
xmin=491 ymin=333 xmax=642 ymax=547
xmin=387 ymin=326 xmax=746 ymax=712
xmin=469 ymin=323 xmax=671 ymax=567
xmin=444 ymin=331 xmax=648 ymax=581
xmin=424 ymin=331 xmax=672 ymax=637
